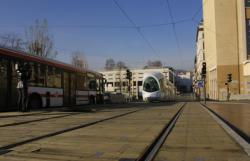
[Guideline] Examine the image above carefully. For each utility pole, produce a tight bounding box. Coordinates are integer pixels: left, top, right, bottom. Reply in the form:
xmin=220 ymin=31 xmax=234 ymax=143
xmin=201 ymin=62 xmax=207 ymax=104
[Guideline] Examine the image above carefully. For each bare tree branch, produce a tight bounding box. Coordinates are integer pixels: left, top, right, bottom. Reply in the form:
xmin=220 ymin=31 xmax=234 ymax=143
xmin=71 ymin=50 xmax=88 ymax=70
xmin=144 ymin=60 xmax=163 ymax=69
xmin=25 ymin=19 xmax=57 ymax=58
xmin=105 ymin=58 xmax=116 ymax=70
xmin=0 ymin=33 xmax=25 ymax=50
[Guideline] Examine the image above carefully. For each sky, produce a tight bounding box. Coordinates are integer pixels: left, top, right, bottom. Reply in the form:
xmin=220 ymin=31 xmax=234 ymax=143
xmin=0 ymin=0 xmax=202 ymax=71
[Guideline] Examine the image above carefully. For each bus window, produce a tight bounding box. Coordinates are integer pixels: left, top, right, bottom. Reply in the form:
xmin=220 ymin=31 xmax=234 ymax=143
xmin=89 ymin=80 xmax=97 ymax=90
xmin=47 ymin=66 xmax=62 ymax=88
xmin=86 ymin=72 xmax=96 ymax=90
xmin=76 ymin=74 xmax=85 ymax=91
xmin=29 ymin=63 xmax=46 ymax=86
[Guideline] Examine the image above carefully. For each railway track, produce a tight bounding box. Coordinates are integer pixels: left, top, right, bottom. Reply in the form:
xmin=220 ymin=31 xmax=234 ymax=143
xmin=136 ymin=102 xmax=186 ymax=161
xmin=0 ymin=104 xmax=146 ymax=128
xmin=0 ymin=111 xmax=50 ymax=118
xmin=0 ymin=112 xmax=84 ymax=128
xmin=0 ymin=107 xmax=147 ymax=155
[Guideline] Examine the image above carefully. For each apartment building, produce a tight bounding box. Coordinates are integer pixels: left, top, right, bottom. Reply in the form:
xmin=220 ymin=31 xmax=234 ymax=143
xmin=203 ymin=0 xmax=250 ymax=100
xmin=193 ymin=22 xmax=205 ymax=99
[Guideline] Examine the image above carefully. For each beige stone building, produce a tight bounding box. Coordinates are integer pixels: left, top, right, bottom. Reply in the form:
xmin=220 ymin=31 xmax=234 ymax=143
xmin=202 ymin=0 xmax=250 ymax=100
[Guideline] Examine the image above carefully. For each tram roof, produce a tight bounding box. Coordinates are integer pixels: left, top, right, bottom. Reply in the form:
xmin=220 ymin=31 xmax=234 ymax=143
xmin=143 ymin=72 xmax=164 ymax=80
xmin=0 ymin=47 xmax=102 ymax=78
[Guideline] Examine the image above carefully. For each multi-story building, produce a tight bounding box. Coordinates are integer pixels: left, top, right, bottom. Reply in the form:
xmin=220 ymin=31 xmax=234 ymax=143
xmin=100 ymin=67 xmax=176 ymax=100
xmin=202 ymin=0 xmax=250 ymax=100
xmin=193 ymin=21 xmax=205 ymax=99
xmin=176 ymin=71 xmax=193 ymax=93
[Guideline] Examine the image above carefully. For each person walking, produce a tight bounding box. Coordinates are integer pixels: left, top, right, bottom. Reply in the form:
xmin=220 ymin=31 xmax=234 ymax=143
xmin=16 ymin=62 xmax=31 ymax=112
xmin=16 ymin=64 xmax=24 ymax=112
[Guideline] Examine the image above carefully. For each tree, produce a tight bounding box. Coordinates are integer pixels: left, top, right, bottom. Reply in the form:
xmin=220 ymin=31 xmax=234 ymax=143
xmin=144 ymin=60 xmax=163 ymax=69
xmin=116 ymin=61 xmax=127 ymax=70
xmin=115 ymin=61 xmax=127 ymax=93
xmin=25 ymin=19 xmax=57 ymax=58
xmin=71 ymin=51 xmax=88 ymax=70
xmin=0 ymin=33 xmax=24 ymax=50
xmin=105 ymin=58 xmax=116 ymax=70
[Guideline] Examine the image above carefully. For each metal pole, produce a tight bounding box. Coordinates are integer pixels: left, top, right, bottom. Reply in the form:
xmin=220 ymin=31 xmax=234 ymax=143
xmin=128 ymin=79 xmax=131 ymax=102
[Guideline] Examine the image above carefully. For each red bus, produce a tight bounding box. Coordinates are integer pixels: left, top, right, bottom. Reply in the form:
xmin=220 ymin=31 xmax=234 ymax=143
xmin=0 ymin=47 xmax=104 ymax=111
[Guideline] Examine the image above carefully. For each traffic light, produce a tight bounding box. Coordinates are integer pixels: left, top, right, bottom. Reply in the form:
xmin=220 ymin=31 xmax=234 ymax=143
xmin=126 ymin=69 xmax=132 ymax=80
xmin=227 ymin=74 xmax=232 ymax=83
xmin=201 ymin=62 xmax=206 ymax=77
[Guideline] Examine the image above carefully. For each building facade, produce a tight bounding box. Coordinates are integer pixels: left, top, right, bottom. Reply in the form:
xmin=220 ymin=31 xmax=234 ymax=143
xmin=193 ymin=22 xmax=205 ymax=99
xmin=100 ymin=67 xmax=176 ymax=100
xmin=202 ymin=0 xmax=250 ymax=100
xmin=176 ymin=71 xmax=193 ymax=93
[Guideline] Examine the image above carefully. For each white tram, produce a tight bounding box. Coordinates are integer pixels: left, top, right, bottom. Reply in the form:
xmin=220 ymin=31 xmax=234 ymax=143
xmin=142 ymin=72 xmax=175 ymax=102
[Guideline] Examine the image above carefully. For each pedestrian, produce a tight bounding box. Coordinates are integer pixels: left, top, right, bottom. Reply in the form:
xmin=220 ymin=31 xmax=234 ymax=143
xmin=15 ymin=62 xmax=32 ymax=112
xmin=15 ymin=62 xmax=24 ymax=112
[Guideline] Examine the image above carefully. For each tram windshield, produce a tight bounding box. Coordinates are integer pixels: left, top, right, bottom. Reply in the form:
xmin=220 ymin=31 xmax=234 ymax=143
xmin=143 ymin=77 xmax=159 ymax=92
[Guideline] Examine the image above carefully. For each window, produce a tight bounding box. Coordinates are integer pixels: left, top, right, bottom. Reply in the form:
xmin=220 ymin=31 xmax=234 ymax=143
xmin=89 ymin=80 xmax=97 ymax=90
xmin=86 ymin=72 xmax=96 ymax=90
xmin=143 ymin=77 xmax=159 ymax=92
xmin=123 ymin=82 xmax=128 ymax=86
xmin=115 ymin=82 xmax=120 ymax=87
xmin=107 ymin=82 xmax=113 ymax=87
xmin=246 ymin=16 xmax=250 ymax=59
xmin=29 ymin=63 xmax=46 ymax=86
xmin=138 ymin=81 xmax=142 ymax=86
xmin=76 ymin=74 xmax=86 ymax=90
xmin=47 ymin=66 xmax=62 ymax=88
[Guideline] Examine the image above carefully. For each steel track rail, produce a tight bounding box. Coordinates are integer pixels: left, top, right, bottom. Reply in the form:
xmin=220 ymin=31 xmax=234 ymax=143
xmin=136 ymin=102 xmax=186 ymax=161
xmin=0 ymin=113 xmax=83 ymax=128
xmin=0 ymin=108 xmax=145 ymax=155
xmin=0 ymin=112 xmax=50 ymax=118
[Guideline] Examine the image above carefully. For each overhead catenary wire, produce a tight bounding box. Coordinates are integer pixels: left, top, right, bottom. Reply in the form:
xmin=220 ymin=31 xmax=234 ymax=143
xmin=112 ymin=0 xmax=162 ymax=60
xmin=164 ymin=0 xmax=184 ymax=68
xmin=0 ymin=1 xmax=207 ymax=69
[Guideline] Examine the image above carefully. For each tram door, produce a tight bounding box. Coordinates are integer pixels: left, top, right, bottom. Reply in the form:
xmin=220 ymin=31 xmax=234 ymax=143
xmin=10 ymin=62 xmax=18 ymax=109
xmin=0 ymin=58 xmax=8 ymax=111
xmin=63 ymin=72 xmax=70 ymax=106
xmin=70 ymin=73 xmax=76 ymax=106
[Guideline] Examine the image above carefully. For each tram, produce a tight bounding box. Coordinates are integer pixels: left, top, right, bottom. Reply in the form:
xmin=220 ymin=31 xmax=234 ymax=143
xmin=0 ymin=47 xmax=105 ymax=111
xmin=142 ymin=72 xmax=175 ymax=102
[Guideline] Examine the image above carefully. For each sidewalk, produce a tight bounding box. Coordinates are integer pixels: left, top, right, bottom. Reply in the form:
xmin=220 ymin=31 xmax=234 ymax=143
xmin=205 ymin=102 xmax=250 ymax=138
xmin=155 ymin=102 xmax=250 ymax=161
